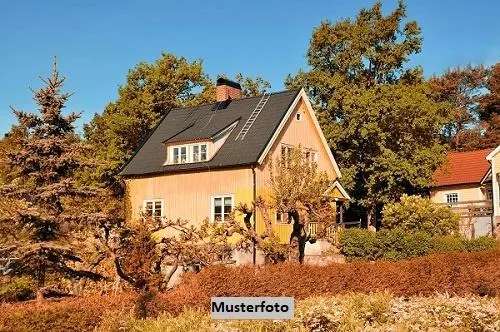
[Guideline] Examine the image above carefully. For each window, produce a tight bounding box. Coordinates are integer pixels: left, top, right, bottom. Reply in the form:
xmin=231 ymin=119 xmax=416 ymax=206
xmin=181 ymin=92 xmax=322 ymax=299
xmin=180 ymin=146 xmax=187 ymax=163
xmin=191 ymin=144 xmax=207 ymax=162
xmin=281 ymin=144 xmax=293 ymax=166
xmin=170 ymin=143 xmax=208 ymax=164
xmin=200 ymin=144 xmax=207 ymax=161
xmin=172 ymin=146 xmax=187 ymax=164
xmin=296 ymin=112 xmax=302 ymax=121
xmin=276 ymin=212 xmax=291 ymax=224
xmin=143 ymin=199 xmax=164 ymax=220
xmin=212 ymin=195 xmax=233 ymax=222
xmin=192 ymin=145 xmax=199 ymax=162
xmin=173 ymin=147 xmax=180 ymax=164
xmin=485 ymin=187 xmax=493 ymax=200
xmin=304 ymin=150 xmax=318 ymax=164
xmin=446 ymin=193 xmax=459 ymax=204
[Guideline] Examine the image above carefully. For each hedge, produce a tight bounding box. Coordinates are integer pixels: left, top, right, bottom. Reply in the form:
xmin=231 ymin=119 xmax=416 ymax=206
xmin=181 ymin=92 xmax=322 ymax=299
xmin=339 ymin=228 xmax=497 ymax=261
xmin=164 ymin=250 xmax=500 ymax=311
xmin=1 ymin=251 xmax=498 ymax=331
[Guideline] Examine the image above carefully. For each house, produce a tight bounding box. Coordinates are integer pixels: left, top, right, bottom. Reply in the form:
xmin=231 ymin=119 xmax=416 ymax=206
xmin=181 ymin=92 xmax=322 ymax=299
xmin=486 ymin=145 xmax=500 ymax=232
xmin=120 ymin=78 xmax=350 ymax=247
xmin=430 ymin=147 xmax=499 ymax=237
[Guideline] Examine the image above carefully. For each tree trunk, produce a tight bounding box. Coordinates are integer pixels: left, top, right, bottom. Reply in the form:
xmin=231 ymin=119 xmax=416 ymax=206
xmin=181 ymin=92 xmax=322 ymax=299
xmin=36 ymin=272 xmax=45 ymax=302
xmin=36 ymin=289 xmax=45 ymax=302
xmin=367 ymin=206 xmax=377 ymax=232
xmin=134 ymin=287 xmax=154 ymax=319
xmin=288 ymin=211 xmax=307 ymax=263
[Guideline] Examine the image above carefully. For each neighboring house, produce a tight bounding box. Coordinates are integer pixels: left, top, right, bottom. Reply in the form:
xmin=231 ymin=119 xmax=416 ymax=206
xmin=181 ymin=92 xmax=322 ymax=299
xmin=486 ymin=146 xmax=500 ymax=232
xmin=120 ymin=78 xmax=350 ymax=246
xmin=430 ymin=147 xmax=498 ymax=237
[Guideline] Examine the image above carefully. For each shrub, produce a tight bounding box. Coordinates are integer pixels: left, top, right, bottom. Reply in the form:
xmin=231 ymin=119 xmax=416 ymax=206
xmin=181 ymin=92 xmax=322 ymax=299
xmin=382 ymin=194 xmax=460 ymax=235
xmin=162 ymin=251 xmax=499 ymax=307
xmin=339 ymin=228 xmax=496 ymax=261
xmin=0 ymin=277 xmax=35 ymax=303
xmin=0 ymin=293 xmax=136 ymax=332
xmin=0 ymin=251 xmax=498 ymax=330
xmin=337 ymin=228 xmax=379 ymax=260
xmin=99 ymin=294 xmax=500 ymax=332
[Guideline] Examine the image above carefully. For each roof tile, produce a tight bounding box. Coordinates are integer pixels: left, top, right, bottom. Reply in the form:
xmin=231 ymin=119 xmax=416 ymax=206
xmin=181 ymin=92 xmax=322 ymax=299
xmin=433 ymin=148 xmax=493 ymax=187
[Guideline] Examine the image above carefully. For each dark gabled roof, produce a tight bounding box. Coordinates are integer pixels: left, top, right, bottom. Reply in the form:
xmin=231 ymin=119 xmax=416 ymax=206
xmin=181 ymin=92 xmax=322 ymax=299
xmin=119 ymin=90 xmax=300 ymax=177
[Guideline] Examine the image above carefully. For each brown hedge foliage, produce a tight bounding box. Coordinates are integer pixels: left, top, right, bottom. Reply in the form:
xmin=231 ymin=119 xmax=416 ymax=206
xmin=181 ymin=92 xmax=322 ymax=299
xmin=0 ymin=251 xmax=498 ymax=330
xmin=162 ymin=250 xmax=500 ymax=313
xmin=0 ymin=293 xmax=135 ymax=332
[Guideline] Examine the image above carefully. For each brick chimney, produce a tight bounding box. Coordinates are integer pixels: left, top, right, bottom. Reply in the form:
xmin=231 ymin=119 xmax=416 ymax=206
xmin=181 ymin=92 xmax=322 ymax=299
xmin=216 ymin=77 xmax=242 ymax=102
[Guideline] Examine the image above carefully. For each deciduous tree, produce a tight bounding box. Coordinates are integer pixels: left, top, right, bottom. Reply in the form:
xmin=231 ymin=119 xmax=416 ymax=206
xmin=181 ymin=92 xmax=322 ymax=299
xmin=286 ymin=1 xmax=449 ymax=228
xmin=236 ymin=148 xmax=337 ymax=263
xmin=95 ymin=216 xmax=247 ymax=317
xmin=83 ymin=53 xmax=214 ymax=194
xmin=83 ymin=53 xmax=271 ymax=195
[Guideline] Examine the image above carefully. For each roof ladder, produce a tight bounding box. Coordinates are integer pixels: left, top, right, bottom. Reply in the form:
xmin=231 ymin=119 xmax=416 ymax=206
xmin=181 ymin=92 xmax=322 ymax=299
xmin=235 ymin=93 xmax=270 ymax=140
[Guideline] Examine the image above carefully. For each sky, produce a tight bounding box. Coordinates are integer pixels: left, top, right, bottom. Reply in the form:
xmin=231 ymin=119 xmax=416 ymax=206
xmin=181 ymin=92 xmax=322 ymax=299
xmin=1 ymin=0 xmax=499 ymax=136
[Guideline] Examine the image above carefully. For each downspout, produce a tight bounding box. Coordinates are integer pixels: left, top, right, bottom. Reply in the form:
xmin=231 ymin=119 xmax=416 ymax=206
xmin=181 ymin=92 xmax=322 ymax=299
xmin=252 ymin=166 xmax=257 ymax=265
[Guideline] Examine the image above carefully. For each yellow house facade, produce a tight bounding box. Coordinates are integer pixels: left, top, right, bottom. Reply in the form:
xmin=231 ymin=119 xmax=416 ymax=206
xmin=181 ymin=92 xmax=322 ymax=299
xmin=121 ymin=79 xmax=349 ymax=244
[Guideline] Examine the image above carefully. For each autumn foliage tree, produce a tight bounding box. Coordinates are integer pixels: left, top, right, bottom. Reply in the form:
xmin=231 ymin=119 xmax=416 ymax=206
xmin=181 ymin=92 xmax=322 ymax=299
xmin=429 ymin=63 xmax=499 ymax=151
xmin=236 ymin=148 xmax=337 ymax=263
xmin=93 ymin=215 xmax=249 ymax=317
xmin=286 ymin=1 xmax=450 ymax=228
xmin=0 ymin=62 xmax=106 ymax=299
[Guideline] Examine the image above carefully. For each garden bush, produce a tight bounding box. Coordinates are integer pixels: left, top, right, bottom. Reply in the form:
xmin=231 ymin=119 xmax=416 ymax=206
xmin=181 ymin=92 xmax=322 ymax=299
xmin=0 ymin=251 xmax=498 ymax=331
xmin=98 ymin=293 xmax=500 ymax=331
xmin=382 ymin=194 xmax=460 ymax=235
xmin=339 ymin=228 xmax=496 ymax=261
xmin=0 ymin=277 xmax=35 ymax=303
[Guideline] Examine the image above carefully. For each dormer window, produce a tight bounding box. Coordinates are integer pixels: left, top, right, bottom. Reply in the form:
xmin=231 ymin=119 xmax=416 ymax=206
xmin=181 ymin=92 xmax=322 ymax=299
xmin=192 ymin=144 xmax=207 ymax=162
xmin=168 ymin=143 xmax=209 ymax=164
xmin=163 ymin=120 xmax=239 ymax=166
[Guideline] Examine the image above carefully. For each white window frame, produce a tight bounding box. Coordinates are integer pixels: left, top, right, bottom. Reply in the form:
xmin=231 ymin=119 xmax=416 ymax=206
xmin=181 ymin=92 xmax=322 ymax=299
xmin=210 ymin=194 xmax=234 ymax=222
xmin=168 ymin=143 xmax=209 ymax=165
xmin=445 ymin=193 xmax=459 ymax=204
xmin=142 ymin=199 xmax=165 ymax=220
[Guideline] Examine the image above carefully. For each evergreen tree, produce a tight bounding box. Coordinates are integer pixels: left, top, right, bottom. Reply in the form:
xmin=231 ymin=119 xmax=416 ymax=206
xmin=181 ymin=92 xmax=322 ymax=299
xmin=0 ymin=62 xmax=105 ymax=299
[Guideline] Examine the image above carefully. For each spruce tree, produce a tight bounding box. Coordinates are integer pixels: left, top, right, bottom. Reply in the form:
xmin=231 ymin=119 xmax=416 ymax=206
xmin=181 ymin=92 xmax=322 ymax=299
xmin=0 ymin=61 xmax=104 ymax=299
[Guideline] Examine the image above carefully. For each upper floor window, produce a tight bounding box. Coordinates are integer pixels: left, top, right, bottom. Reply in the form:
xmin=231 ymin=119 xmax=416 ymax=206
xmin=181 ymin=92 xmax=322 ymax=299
xmin=143 ymin=199 xmax=164 ymax=220
xmin=305 ymin=150 xmax=318 ymax=163
xmin=281 ymin=144 xmax=318 ymax=166
xmin=446 ymin=193 xmax=459 ymax=204
xmin=192 ymin=144 xmax=207 ymax=162
xmin=212 ymin=195 xmax=233 ymax=222
xmin=170 ymin=143 xmax=208 ymax=164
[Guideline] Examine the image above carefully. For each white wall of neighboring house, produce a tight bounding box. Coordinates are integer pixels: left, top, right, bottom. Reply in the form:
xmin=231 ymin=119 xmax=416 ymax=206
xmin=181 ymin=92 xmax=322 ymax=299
xmin=430 ymin=184 xmax=490 ymax=204
xmin=487 ymin=146 xmax=500 ymax=220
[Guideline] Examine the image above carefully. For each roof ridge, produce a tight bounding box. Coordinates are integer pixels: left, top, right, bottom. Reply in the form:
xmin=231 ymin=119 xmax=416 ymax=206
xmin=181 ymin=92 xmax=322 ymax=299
xmin=447 ymin=147 xmax=494 ymax=154
xmin=168 ymin=89 xmax=299 ymax=113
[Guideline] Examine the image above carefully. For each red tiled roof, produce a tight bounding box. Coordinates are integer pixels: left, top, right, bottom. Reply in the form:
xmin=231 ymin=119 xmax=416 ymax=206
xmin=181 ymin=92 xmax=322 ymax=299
xmin=433 ymin=148 xmax=493 ymax=187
